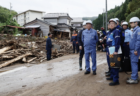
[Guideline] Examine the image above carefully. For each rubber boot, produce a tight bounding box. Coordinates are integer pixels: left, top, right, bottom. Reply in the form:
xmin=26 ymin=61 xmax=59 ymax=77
xmin=79 ymin=60 xmax=82 ymax=71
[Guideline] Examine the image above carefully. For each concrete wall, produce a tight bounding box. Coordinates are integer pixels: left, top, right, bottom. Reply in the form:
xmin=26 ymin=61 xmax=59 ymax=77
xmin=29 ymin=11 xmax=43 ymax=22
xmin=14 ymin=11 xmax=43 ymax=26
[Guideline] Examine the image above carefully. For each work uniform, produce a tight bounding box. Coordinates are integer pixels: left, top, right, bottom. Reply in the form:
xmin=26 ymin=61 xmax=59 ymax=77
xmin=124 ymin=29 xmax=132 ymax=58
xmin=102 ymin=30 xmax=106 ymax=37
xmin=71 ymin=33 xmax=79 ymax=53
xmin=101 ymin=30 xmax=107 ymax=52
xmin=78 ymin=28 xmax=85 ymax=64
xmin=116 ymin=25 xmax=124 ymax=71
xmin=82 ymin=28 xmax=98 ymax=72
xmin=129 ymin=26 xmax=140 ymax=80
xmin=46 ymin=37 xmax=52 ymax=60
xmin=106 ymin=28 xmax=120 ymax=83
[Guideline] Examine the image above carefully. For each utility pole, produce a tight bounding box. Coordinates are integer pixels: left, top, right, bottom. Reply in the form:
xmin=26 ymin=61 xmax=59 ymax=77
xmin=103 ymin=9 xmax=104 ymax=28
xmin=105 ymin=0 xmax=108 ymax=31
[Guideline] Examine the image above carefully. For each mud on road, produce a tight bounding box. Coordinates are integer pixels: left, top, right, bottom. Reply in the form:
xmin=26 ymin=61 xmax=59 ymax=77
xmin=1 ymin=52 xmax=140 ymax=96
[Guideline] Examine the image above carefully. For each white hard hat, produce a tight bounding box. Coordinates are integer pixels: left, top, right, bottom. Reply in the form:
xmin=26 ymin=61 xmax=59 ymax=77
xmin=122 ymin=21 xmax=128 ymax=26
xmin=99 ymin=31 xmax=102 ymax=32
xmin=97 ymin=30 xmax=99 ymax=31
xmin=129 ymin=17 xmax=140 ymax=23
xmin=83 ymin=21 xmax=87 ymax=26
xmin=114 ymin=18 xmax=119 ymax=21
xmin=109 ymin=19 xmax=117 ymax=24
xmin=86 ymin=20 xmax=92 ymax=25
xmin=99 ymin=39 xmax=102 ymax=41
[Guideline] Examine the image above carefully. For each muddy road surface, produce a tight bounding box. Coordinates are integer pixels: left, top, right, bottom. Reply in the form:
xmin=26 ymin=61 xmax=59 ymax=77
xmin=0 ymin=52 xmax=140 ymax=96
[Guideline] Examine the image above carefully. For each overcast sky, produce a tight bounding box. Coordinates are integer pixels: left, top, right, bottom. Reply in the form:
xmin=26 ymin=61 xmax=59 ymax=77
xmin=1 ymin=0 xmax=125 ymax=17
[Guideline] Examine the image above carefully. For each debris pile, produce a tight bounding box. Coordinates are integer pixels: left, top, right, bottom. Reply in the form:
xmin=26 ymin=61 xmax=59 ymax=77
xmin=0 ymin=35 xmax=73 ymax=68
xmin=51 ymin=39 xmax=73 ymax=59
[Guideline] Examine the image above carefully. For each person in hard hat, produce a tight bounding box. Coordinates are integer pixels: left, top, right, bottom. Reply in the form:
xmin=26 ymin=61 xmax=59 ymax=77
xmin=114 ymin=18 xmax=125 ymax=72
xmin=126 ymin=17 xmax=140 ymax=84
xmin=46 ymin=33 xmax=53 ymax=60
xmin=122 ymin=21 xmax=132 ymax=68
xmin=121 ymin=20 xmax=125 ymax=26
xmin=105 ymin=23 xmax=111 ymax=76
xmin=78 ymin=21 xmax=87 ymax=70
xmin=106 ymin=18 xmax=120 ymax=86
xmin=71 ymin=30 xmax=79 ymax=53
xmin=82 ymin=20 xmax=98 ymax=75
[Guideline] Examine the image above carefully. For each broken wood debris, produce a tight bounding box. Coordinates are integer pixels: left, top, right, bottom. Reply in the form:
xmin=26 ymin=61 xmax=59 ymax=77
xmin=0 ymin=36 xmax=73 ymax=68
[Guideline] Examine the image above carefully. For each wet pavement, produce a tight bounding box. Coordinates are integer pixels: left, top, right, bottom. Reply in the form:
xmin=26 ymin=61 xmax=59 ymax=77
xmin=0 ymin=52 xmax=107 ymax=96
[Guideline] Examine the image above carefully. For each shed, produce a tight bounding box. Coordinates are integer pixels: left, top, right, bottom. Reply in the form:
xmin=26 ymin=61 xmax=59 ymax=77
xmin=24 ymin=18 xmax=55 ymax=37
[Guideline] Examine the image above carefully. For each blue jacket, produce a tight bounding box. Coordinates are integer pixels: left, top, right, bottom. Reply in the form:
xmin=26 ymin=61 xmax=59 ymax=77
xmin=46 ymin=37 xmax=52 ymax=50
xmin=78 ymin=28 xmax=85 ymax=46
xmin=82 ymin=28 xmax=98 ymax=50
xmin=102 ymin=30 xmax=106 ymax=36
xmin=106 ymin=28 xmax=120 ymax=52
xmin=129 ymin=26 xmax=140 ymax=52
xmin=71 ymin=33 xmax=78 ymax=42
xmin=116 ymin=25 xmax=123 ymax=33
xmin=124 ymin=29 xmax=132 ymax=43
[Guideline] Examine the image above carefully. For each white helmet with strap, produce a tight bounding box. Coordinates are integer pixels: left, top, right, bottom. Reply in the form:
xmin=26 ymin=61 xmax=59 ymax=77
xmin=114 ymin=18 xmax=119 ymax=21
xmin=86 ymin=20 xmax=93 ymax=25
xmin=83 ymin=21 xmax=87 ymax=26
xmin=129 ymin=17 xmax=140 ymax=23
xmin=109 ymin=19 xmax=117 ymax=24
xmin=122 ymin=21 xmax=128 ymax=26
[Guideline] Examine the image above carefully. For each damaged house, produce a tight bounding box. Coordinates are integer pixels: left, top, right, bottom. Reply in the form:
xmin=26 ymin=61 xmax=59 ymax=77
xmin=42 ymin=13 xmax=73 ymax=39
xmin=24 ymin=13 xmax=73 ymax=39
xmin=71 ymin=17 xmax=84 ymax=32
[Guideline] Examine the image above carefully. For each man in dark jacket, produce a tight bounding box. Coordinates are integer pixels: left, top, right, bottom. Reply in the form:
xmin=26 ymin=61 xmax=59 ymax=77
xmin=46 ymin=33 xmax=52 ymax=60
xmin=78 ymin=21 xmax=86 ymax=70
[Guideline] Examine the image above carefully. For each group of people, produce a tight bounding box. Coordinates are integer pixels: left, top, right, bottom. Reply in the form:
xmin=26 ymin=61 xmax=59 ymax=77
xmin=75 ymin=17 xmax=140 ymax=86
xmin=96 ymin=28 xmax=107 ymax=52
xmin=46 ymin=16 xmax=140 ymax=86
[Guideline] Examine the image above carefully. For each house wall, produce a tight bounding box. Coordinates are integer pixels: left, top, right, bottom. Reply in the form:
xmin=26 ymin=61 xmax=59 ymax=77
xmin=29 ymin=11 xmax=43 ymax=22
xmin=44 ymin=19 xmax=58 ymax=25
xmin=25 ymin=21 xmax=50 ymax=37
xmin=13 ymin=11 xmax=44 ymax=26
xmin=44 ymin=17 xmax=71 ymax=25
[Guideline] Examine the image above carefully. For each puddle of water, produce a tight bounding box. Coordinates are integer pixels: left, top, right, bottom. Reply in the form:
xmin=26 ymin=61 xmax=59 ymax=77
xmin=0 ymin=66 xmax=27 ymax=76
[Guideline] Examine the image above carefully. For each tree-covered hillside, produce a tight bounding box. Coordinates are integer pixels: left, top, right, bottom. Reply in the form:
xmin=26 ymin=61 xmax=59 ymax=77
xmin=0 ymin=6 xmax=19 ymax=27
xmin=93 ymin=0 xmax=140 ymax=30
